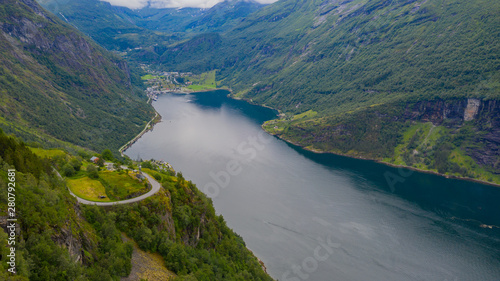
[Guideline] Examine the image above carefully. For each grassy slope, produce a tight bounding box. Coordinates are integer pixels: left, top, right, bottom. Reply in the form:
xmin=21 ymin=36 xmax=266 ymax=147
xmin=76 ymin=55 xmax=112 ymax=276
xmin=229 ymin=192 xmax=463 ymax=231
xmin=186 ymin=70 xmax=217 ymax=90
xmin=67 ymin=176 xmax=111 ymax=202
xmin=98 ymin=170 xmax=148 ymax=200
xmin=29 ymin=147 xmax=67 ymax=158
xmin=383 ymin=122 xmax=500 ymax=184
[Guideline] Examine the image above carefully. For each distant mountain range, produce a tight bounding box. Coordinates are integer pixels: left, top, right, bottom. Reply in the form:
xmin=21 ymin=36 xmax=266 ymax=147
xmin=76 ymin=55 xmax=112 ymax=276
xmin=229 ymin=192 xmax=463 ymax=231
xmin=37 ymin=0 xmax=265 ymax=51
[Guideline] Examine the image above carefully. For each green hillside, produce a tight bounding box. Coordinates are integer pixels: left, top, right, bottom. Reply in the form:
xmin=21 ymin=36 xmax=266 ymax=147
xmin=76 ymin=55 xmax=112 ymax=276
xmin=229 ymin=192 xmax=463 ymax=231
xmin=154 ymin=0 xmax=500 ymax=182
xmin=0 ymin=129 xmax=272 ymax=280
xmin=32 ymin=0 xmax=500 ymax=182
xmin=37 ymin=0 xmax=265 ymax=60
xmin=162 ymin=0 xmax=499 ymax=111
xmin=37 ymin=0 xmax=182 ymax=51
xmin=185 ymin=0 xmax=265 ymax=33
xmin=0 ymin=0 xmax=154 ymax=152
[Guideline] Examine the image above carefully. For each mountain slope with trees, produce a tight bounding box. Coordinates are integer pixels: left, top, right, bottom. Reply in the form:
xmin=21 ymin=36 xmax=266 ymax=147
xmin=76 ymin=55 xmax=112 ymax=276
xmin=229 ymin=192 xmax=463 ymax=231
xmin=37 ymin=0 xmax=266 ymax=55
xmin=0 ymin=130 xmax=272 ymax=280
xmin=0 ymin=0 xmax=154 ymax=152
xmin=36 ymin=0 xmax=500 ymax=182
xmin=163 ymin=0 xmax=499 ymax=111
xmin=155 ymin=0 xmax=500 ymax=183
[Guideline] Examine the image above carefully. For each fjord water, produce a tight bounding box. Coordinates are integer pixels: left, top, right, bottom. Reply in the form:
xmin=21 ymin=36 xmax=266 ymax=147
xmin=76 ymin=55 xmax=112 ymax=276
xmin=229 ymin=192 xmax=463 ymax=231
xmin=125 ymin=90 xmax=500 ymax=280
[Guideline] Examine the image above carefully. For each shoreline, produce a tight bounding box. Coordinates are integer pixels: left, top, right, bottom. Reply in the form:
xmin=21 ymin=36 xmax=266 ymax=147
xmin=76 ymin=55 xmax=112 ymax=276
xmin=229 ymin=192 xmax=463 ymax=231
xmin=139 ymin=87 xmax=500 ymax=188
xmin=121 ymin=89 xmax=274 ymax=279
xmin=265 ymin=128 xmax=500 ymax=188
xmin=176 ymin=86 xmax=500 ymax=189
xmin=246 ymin=247 xmax=269 ymax=277
xmin=119 ymin=110 xmax=161 ymax=157
xmin=229 ymin=93 xmax=282 ymax=114
xmin=168 ymin=87 xmax=230 ymax=95
xmin=119 ymin=87 xmax=230 ymax=157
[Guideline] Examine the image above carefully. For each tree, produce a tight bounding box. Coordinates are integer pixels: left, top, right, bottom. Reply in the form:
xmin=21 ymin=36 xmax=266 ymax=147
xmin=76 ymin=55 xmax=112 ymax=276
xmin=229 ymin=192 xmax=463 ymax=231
xmin=96 ymin=157 xmax=105 ymax=167
xmin=141 ymin=161 xmax=153 ymax=169
xmin=102 ymin=149 xmax=114 ymax=161
xmin=87 ymin=165 xmax=99 ymax=179
xmin=70 ymin=157 xmax=82 ymax=171
xmin=62 ymin=163 xmax=75 ymax=177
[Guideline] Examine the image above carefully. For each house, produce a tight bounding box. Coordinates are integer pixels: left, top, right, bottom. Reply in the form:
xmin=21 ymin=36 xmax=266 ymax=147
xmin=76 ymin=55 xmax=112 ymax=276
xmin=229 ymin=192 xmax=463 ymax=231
xmin=105 ymin=162 xmax=114 ymax=171
xmin=90 ymin=156 xmax=99 ymax=164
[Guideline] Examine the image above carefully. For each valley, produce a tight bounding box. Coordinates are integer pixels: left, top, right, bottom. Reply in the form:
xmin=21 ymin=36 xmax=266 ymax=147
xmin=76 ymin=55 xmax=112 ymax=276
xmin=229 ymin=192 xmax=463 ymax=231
xmin=0 ymin=0 xmax=499 ymax=280
xmin=37 ymin=0 xmax=499 ymax=185
xmin=0 ymin=0 xmax=274 ymax=280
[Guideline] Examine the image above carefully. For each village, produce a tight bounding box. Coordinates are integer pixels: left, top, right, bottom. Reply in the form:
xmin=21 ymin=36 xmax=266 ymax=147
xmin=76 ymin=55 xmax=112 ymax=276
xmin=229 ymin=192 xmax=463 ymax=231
xmin=142 ymin=65 xmax=191 ymax=100
xmin=141 ymin=64 xmax=217 ymax=100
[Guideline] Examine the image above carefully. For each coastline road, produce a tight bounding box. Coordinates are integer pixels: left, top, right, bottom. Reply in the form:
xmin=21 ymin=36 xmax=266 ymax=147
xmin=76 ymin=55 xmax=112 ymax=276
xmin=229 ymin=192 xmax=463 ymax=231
xmin=68 ymin=173 xmax=162 ymax=206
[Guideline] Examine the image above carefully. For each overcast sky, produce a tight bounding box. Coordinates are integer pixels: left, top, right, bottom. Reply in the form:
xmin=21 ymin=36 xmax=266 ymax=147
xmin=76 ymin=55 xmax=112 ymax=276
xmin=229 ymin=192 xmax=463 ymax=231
xmin=101 ymin=0 xmax=277 ymax=9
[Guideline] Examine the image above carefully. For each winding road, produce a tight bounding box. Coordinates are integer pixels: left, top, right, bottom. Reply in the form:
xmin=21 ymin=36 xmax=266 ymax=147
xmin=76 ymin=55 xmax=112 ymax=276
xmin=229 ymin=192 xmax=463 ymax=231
xmin=69 ymin=173 xmax=162 ymax=206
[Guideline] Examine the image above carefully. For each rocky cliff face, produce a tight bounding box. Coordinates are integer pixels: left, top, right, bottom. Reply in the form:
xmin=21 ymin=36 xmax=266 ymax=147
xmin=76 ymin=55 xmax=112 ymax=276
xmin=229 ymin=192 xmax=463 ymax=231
xmin=403 ymin=98 xmax=497 ymax=125
xmin=468 ymin=100 xmax=500 ymax=173
xmin=464 ymin=99 xmax=481 ymax=121
xmin=52 ymin=204 xmax=98 ymax=264
xmin=0 ymin=201 xmax=98 ymax=267
xmin=403 ymin=98 xmax=500 ymax=173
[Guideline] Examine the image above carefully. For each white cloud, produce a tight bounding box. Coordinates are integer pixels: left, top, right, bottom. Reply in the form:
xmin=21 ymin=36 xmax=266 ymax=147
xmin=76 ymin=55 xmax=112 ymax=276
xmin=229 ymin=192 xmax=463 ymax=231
xmin=102 ymin=0 xmax=148 ymax=9
xmin=100 ymin=0 xmax=276 ymax=9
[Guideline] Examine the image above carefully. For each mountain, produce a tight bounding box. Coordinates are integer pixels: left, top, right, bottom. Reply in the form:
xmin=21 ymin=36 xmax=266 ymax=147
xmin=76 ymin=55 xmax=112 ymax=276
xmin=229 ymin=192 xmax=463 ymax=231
xmin=0 ymin=0 xmax=154 ymax=152
xmin=36 ymin=0 xmax=500 ymax=182
xmin=128 ymin=6 xmax=207 ymax=32
xmin=37 ymin=0 xmax=185 ymax=51
xmin=0 ymin=2 xmax=272 ymax=280
xmin=36 ymin=0 xmax=266 ymax=66
xmin=37 ymin=0 xmax=266 ymax=50
xmin=168 ymin=0 xmax=499 ymax=110
xmin=154 ymin=0 xmax=500 ymax=184
xmin=185 ymin=0 xmax=266 ymax=32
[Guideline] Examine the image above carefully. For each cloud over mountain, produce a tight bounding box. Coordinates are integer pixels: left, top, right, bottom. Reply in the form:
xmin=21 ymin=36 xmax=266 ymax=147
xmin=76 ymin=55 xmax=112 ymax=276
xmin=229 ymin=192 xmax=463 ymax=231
xmin=101 ymin=0 xmax=274 ymax=9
